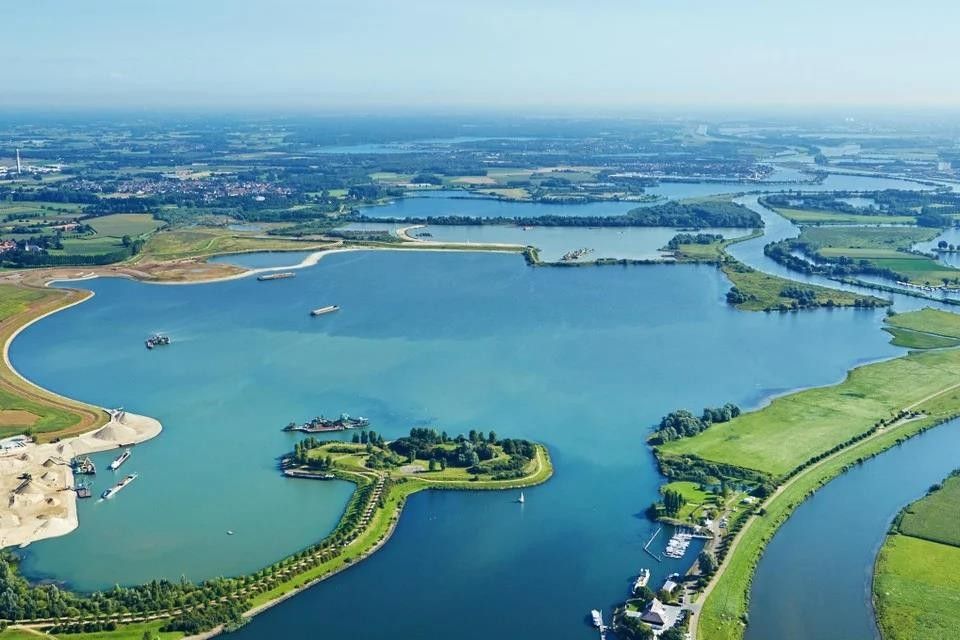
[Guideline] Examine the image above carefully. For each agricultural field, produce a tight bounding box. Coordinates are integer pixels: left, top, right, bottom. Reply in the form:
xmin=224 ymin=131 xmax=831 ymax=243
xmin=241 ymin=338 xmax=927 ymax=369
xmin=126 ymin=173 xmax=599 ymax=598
xmin=86 ymin=213 xmax=163 ymax=237
xmin=659 ymin=346 xmax=960 ymax=477
xmin=795 ymin=226 xmax=960 ymax=285
xmin=897 ymin=474 xmax=960 ymax=546
xmin=874 ymin=473 xmax=960 ymax=640
xmin=772 ymin=206 xmax=915 ymax=225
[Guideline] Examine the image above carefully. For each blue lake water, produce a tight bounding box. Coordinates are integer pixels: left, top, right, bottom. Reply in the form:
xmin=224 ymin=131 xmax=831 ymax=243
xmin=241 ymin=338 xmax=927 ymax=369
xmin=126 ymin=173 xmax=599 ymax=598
xmin=357 ymin=175 xmax=935 ymax=220
xmin=9 ymin=250 xmax=905 ymax=640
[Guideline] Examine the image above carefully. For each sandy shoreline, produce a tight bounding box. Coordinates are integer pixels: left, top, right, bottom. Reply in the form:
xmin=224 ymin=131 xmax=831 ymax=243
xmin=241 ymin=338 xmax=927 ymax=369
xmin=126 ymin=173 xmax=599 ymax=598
xmin=0 ymin=411 xmax=162 ymax=549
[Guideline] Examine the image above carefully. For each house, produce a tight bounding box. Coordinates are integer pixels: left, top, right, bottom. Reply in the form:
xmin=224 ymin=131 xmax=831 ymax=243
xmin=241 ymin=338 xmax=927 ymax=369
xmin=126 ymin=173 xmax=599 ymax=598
xmin=640 ymin=598 xmax=668 ymax=627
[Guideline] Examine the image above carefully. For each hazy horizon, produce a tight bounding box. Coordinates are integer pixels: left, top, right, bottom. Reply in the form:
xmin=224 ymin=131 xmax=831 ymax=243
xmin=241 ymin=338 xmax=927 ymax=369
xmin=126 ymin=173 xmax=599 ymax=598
xmin=4 ymin=0 xmax=960 ymax=110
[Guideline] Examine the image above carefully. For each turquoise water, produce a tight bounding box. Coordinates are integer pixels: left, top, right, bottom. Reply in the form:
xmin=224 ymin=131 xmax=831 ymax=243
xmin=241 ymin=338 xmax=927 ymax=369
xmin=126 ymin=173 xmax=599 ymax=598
xmin=10 ymin=250 xmax=905 ymax=640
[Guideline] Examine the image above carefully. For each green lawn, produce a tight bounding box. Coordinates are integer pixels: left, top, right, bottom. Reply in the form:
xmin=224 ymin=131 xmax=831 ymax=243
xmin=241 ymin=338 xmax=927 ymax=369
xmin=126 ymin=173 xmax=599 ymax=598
xmin=660 ymin=348 xmax=960 ymax=477
xmin=898 ymin=475 xmax=960 ymax=547
xmin=874 ymin=533 xmax=960 ymax=640
xmin=87 ymin=213 xmax=162 ymax=237
xmin=773 ymin=207 xmax=915 ymax=225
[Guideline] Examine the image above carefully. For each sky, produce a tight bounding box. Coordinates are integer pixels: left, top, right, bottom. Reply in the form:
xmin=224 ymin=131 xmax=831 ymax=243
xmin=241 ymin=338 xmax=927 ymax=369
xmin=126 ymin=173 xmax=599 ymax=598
xmin=3 ymin=0 xmax=960 ymax=111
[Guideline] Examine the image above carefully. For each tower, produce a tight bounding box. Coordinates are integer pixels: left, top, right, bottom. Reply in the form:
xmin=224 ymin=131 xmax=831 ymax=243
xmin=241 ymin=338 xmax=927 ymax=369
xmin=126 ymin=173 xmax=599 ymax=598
xmin=16 ymin=149 xmax=21 ymax=174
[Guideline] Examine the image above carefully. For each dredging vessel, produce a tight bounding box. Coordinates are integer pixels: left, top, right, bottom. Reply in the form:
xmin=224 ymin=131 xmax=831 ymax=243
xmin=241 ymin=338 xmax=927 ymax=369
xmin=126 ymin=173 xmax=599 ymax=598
xmin=283 ymin=413 xmax=369 ymax=433
xmin=258 ymin=272 xmax=296 ymax=281
xmin=109 ymin=449 xmax=131 ymax=471
xmin=101 ymin=473 xmax=137 ymax=500
xmin=310 ymin=305 xmax=340 ymax=316
xmin=145 ymin=334 xmax=170 ymax=349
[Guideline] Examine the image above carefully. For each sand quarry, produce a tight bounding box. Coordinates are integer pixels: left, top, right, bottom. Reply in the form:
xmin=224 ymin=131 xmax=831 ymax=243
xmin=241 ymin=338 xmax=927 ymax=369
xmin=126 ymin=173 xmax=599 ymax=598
xmin=0 ymin=411 xmax=161 ymax=549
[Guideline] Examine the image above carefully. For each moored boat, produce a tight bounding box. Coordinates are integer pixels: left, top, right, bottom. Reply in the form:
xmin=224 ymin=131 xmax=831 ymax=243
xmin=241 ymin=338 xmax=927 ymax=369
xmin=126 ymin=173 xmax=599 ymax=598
xmin=109 ymin=448 xmax=131 ymax=471
xmin=101 ymin=473 xmax=137 ymax=500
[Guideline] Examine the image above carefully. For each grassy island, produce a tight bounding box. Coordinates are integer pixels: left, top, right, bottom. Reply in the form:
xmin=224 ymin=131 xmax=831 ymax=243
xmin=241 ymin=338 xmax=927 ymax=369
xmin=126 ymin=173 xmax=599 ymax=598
xmin=874 ymin=470 xmax=960 ymax=640
xmin=648 ymin=308 xmax=960 ymax=640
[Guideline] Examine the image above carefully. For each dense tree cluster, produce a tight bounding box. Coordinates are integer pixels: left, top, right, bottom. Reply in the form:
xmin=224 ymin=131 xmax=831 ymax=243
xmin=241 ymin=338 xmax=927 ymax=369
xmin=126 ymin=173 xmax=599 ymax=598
xmin=649 ymin=404 xmax=741 ymax=444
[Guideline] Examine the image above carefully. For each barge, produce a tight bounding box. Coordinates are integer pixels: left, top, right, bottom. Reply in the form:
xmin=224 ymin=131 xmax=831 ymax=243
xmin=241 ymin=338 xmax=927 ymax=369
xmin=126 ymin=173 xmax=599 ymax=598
xmin=258 ymin=272 xmax=296 ymax=281
xmin=101 ymin=473 xmax=137 ymax=500
xmin=310 ymin=305 xmax=340 ymax=316
xmin=109 ymin=449 xmax=131 ymax=471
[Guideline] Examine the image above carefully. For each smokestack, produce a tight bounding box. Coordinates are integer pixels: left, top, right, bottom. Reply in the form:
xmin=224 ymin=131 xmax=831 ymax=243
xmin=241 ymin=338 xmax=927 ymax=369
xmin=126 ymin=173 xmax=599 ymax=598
xmin=16 ymin=149 xmax=21 ymax=174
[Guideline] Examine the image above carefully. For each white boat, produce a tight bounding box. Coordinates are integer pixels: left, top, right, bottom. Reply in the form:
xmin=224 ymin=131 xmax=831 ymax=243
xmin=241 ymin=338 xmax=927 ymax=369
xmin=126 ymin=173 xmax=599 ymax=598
xmin=633 ymin=568 xmax=651 ymax=592
xmin=109 ymin=448 xmax=131 ymax=471
xmin=310 ymin=305 xmax=340 ymax=316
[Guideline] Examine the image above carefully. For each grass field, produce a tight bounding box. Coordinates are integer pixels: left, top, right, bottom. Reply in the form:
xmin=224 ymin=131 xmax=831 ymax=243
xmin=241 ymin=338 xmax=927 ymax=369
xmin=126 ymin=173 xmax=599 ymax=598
xmin=884 ymin=309 xmax=960 ymax=349
xmin=773 ymin=207 xmax=915 ymax=225
xmin=87 ymin=213 xmax=162 ymax=237
xmin=139 ymin=228 xmax=331 ymax=261
xmin=0 ymin=283 xmax=105 ymax=440
xmin=0 ymin=622 xmax=183 ymax=640
xmin=874 ymin=536 xmax=960 ymax=640
xmin=660 ymin=347 xmax=960 ymax=477
xmin=897 ymin=474 xmax=960 ymax=546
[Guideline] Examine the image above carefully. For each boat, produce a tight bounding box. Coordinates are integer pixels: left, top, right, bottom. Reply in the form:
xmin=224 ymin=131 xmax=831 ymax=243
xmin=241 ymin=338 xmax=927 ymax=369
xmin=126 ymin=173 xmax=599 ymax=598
xmin=518 ymin=491 xmax=525 ymax=504
xmin=101 ymin=473 xmax=137 ymax=500
xmin=283 ymin=413 xmax=369 ymax=433
xmin=632 ymin=568 xmax=651 ymax=593
xmin=258 ymin=272 xmax=296 ymax=281
xmin=310 ymin=305 xmax=340 ymax=316
xmin=109 ymin=449 xmax=131 ymax=471
xmin=145 ymin=334 xmax=170 ymax=349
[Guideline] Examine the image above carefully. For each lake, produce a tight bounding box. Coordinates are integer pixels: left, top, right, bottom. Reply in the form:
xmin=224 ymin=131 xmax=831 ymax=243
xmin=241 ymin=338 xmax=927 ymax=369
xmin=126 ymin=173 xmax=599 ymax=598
xmin=10 ymin=250 xmax=903 ymax=640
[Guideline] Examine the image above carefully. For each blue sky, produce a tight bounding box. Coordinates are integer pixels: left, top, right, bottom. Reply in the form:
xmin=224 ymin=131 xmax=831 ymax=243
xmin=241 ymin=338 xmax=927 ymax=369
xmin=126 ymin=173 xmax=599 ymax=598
xmin=3 ymin=0 xmax=958 ymax=110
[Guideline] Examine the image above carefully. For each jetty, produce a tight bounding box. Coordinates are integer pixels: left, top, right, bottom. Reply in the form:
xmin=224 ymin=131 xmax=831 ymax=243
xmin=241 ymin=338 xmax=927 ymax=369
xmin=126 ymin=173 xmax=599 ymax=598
xmin=258 ymin=272 xmax=296 ymax=281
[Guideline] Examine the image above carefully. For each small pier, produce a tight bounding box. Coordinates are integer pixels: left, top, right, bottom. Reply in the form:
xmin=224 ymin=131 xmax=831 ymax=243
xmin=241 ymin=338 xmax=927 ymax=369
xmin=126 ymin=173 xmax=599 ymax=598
xmin=643 ymin=526 xmax=663 ymax=562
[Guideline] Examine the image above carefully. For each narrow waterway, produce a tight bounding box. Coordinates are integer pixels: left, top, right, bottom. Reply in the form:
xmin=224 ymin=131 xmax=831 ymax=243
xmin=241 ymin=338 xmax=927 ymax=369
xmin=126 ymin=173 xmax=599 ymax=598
xmin=745 ymin=420 xmax=960 ymax=640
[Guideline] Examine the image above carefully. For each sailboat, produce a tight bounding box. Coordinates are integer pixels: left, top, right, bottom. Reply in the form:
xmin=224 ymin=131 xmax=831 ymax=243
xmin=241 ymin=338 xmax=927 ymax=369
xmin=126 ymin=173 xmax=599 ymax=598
xmin=518 ymin=491 xmax=525 ymax=504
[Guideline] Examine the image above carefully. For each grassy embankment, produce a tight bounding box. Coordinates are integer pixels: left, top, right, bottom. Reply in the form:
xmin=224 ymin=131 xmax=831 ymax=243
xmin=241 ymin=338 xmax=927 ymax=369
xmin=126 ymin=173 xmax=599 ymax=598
xmin=671 ymin=232 xmax=888 ymax=312
xmin=874 ymin=472 xmax=960 ymax=640
xmin=884 ymin=307 xmax=960 ymax=349
xmin=0 ymin=283 xmax=107 ymax=441
xmin=654 ymin=308 xmax=960 ymax=640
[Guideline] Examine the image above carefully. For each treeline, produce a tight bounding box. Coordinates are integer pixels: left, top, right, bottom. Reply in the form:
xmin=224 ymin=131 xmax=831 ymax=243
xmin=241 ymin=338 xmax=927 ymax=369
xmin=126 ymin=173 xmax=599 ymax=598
xmin=648 ymin=404 xmax=741 ymax=445
xmin=665 ymin=232 xmax=723 ymax=250
xmin=625 ymin=201 xmax=762 ymax=228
